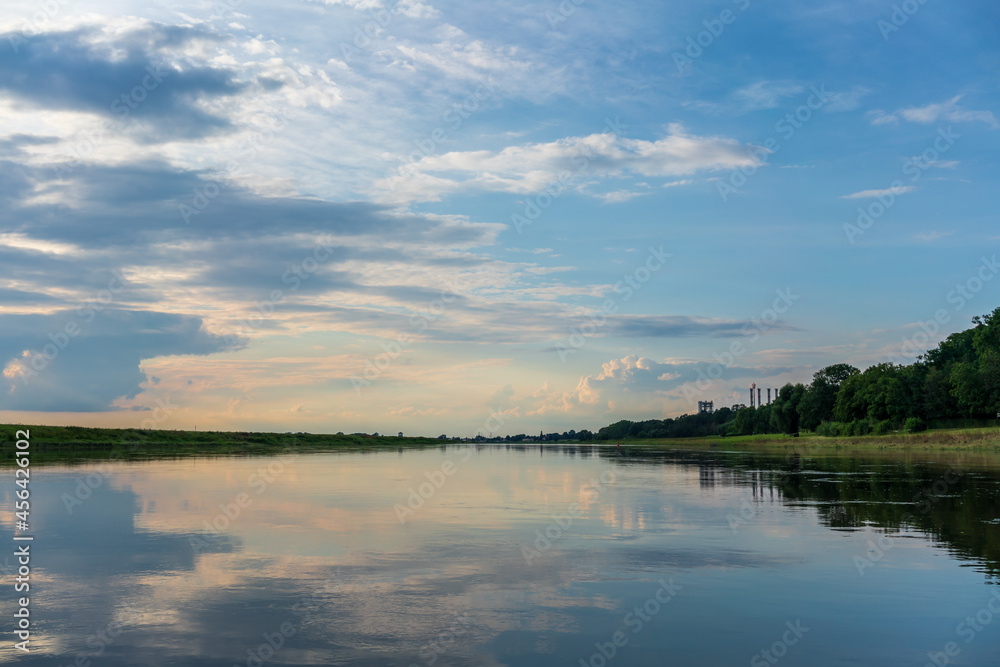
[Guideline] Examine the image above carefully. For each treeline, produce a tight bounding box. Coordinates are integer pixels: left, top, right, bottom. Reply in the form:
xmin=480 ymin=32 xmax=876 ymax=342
xmin=475 ymin=431 xmax=597 ymax=442
xmin=594 ymin=307 xmax=1000 ymax=439
xmin=596 ymin=409 xmax=736 ymax=440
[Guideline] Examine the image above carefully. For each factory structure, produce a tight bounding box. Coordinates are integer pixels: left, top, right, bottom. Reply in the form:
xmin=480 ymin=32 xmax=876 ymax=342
xmin=696 ymin=383 xmax=780 ymax=414
xmin=747 ymin=382 xmax=779 ymax=409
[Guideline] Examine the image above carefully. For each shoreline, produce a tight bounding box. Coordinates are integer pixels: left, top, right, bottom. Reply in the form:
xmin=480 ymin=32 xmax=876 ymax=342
xmin=4 ymin=423 xmax=1000 ymax=466
xmin=609 ymin=426 xmax=1000 ymax=453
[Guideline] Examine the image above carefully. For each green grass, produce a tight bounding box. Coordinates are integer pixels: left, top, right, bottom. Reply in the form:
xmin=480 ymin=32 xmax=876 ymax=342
xmin=5 ymin=423 xmax=1000 ymax=467
xmin=0 ymin=423 xmax=449 ymax=466
xmin=606 ymin=426 xmax=1000 ymax=452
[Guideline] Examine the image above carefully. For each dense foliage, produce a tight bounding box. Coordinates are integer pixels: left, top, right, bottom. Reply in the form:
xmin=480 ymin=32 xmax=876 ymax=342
xmin=593 ymin=307 xmax=1000 ymax=439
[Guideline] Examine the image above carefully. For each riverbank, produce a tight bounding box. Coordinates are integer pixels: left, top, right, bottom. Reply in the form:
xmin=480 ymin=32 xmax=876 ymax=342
xmin=0 ymin=423 xmax=445 ymax=465
xmin=611 ymin=426 xmax=1000 ymax=453
xmin=5 ymin=423 xmax=1000 ymax=466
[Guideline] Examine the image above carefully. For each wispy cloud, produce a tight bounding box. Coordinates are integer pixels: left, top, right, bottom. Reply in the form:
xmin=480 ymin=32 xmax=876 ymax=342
xmin=867 ymin=95 xmax=999 ymax=129
xmin=914 ymin=230 xmax=954 ymax=242
xmin=731 ymin=81 xmax=804 ymax=111
xmin=841 ymin=186 xmax=916 ymax=199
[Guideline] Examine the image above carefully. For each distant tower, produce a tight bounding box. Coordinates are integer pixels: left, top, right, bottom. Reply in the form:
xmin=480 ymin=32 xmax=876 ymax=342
xmin=758 ymin=388 xmax=762 ymax=407
xmin=698 ymin=401 xmax=714 ymax=414
xmin=767 ymin=388 xmax=771 ymax=405
xmin=750 ymin=382 xmax=756 ymax=408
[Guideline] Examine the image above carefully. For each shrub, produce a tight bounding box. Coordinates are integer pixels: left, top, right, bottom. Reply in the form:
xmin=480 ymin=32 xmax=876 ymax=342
xmin=849 ymin=419 xmax=872 ymax=436
xmin=903 ymin=417 xmax=927 ymax=433
xmin=873 ymin=420 xmax=894 ymax=435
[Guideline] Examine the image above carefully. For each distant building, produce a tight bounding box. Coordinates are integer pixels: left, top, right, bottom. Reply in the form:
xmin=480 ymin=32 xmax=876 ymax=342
xmin=398 ymin=432 xmax=403 ymax=438
xmin=698 ymin=401 xmax=714 ymax=414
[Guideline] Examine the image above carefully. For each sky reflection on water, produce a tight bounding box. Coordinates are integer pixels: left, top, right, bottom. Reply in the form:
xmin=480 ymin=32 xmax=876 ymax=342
xmin=2 ymin=445 xmax=999 ymax=666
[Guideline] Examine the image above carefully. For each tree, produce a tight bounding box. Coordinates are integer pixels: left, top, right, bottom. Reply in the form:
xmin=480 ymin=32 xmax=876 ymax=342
xmin=799 ymin=364 xmax=860 ymax=429
xmin=731 ymin=407 xmax=756 ymax=436
xmin=772 ymin=383 xmax=806 ymax=434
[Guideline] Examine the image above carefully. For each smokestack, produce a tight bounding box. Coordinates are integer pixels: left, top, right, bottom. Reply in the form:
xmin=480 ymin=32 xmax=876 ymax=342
xmin=758 ymin=388 xmax=762 ymax=407
xmin=767 ymin=388 xmax=771 ymax=404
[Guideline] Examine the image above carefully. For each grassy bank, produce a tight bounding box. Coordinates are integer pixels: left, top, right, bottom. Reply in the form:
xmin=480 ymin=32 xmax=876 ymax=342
xmin=0 ymin=423 xmax=446 ymax=465
xmin=610 ymin=426 xmax=1000 ymax=453
xmin=5 ymin=423 xmax=1000 ymax=467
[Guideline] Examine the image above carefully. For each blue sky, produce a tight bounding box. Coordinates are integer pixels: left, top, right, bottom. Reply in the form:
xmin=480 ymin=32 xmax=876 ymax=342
xmin=0 ymin=0 xmax=997 ymax=435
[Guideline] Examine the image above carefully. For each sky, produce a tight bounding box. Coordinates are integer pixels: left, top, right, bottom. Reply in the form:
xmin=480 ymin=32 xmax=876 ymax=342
xmin=0 ymin=0 xmax=998 ymax=437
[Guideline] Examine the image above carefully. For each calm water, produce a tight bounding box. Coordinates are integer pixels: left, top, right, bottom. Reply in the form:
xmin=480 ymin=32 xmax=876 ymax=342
xmin=4 ymin=445 xmax=1000 ymax=666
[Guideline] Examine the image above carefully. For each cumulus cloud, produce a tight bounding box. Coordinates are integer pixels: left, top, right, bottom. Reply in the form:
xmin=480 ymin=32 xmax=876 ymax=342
xmin=529 ymin=355 xmax=793 ymax=417
xmin=379 ymin=124 xmax=762 ymax=202
xmin=0 ymin=310 xmax=232 ymax=411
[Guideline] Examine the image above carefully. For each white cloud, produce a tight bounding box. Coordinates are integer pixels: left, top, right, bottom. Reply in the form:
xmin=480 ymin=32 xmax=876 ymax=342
xmin=732 ymin=81 xmax=805 ymax=111
xmin=528 ymin=355 xmax=791 ymax=418
xmin=865 ymin=109 xmax=898 ymax=126
xmin=841 ymin=185 xmax=916 ymax=199
xmin=394 ymin=24 xmax=528 ymax=82
xmin=595 ymin=189 xmax=649 ymax=203
xmin=914 ymin=230 xmax=954 ymax=242
xmin=869 ymin=95 xmax=999 ymax=129
xmin=378 ymin=125 xmax=761 ymax=202
xmin=825 ymin=86 xmax=870 ymax=112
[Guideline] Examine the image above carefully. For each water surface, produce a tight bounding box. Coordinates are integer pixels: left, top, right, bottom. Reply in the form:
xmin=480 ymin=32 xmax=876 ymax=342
xmin=3 ymin=445 xmax=1000 ymax=666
